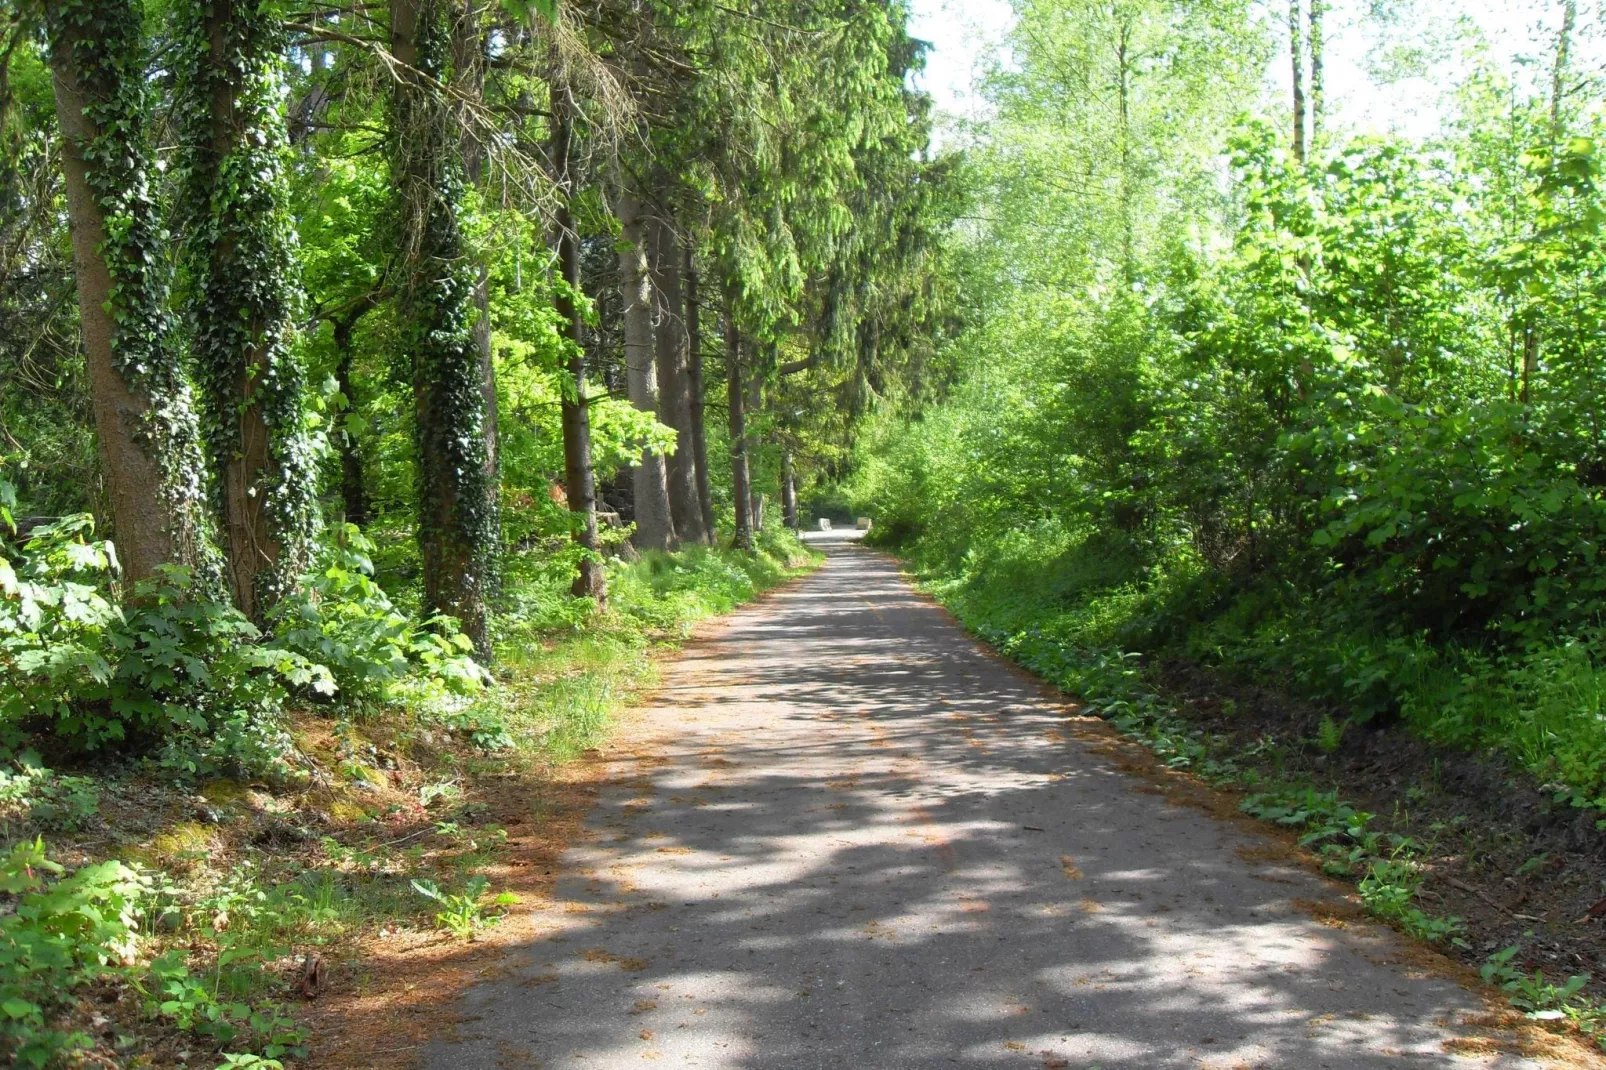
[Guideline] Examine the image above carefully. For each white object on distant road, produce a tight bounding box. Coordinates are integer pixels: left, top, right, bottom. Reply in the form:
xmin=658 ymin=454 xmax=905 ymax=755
xmin=819 ymin=518 xmax=832 ymax=531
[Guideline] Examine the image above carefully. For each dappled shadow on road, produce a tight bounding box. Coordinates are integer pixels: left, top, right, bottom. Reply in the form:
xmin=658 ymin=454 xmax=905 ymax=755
xmin=424 ymin=544 xmax=1553 ymax=1069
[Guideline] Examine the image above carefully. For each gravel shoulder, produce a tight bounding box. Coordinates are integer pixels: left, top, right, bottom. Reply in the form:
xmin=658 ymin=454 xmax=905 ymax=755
xmin=423 ymin=542 xmax=1592 ymax=1069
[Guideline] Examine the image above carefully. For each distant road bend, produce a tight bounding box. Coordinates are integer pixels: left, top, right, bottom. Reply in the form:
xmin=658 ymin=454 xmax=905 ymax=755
xmin=426 ymin=536 xmax=1561 ymax=1069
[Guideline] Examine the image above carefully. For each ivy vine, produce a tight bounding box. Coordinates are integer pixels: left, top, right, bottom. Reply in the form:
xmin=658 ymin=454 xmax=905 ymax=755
xmin=391 ymin=0 xmax=498 ymax=653
xmin=172 ymin=0 xmax=320 ymax=615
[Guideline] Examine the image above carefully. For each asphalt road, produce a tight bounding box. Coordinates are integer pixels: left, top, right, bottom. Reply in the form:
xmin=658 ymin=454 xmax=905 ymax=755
xmin=424 ymin=541 xmax=1555 ymax=1069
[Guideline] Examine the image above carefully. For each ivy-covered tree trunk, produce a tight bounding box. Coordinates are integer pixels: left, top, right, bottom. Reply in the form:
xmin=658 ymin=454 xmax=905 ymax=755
xmin=649 ymin=211 xmax=707 ymax=544
xmin=724 ymin=304 xmax=753 ymax=552
xmin=46 ymin=0 xmax=218 ymax=595
xmin=551 ymin=66 xmax=606 ymax=603
xmin=391 ymin=0 xmax=497 ymax=658
xmin=614 ymin=184 xmax=676 ymax=551
xmin=450 ymin=0 xmax=501 ymax=513
xmin=684 ymin=244 xmax=717 ymax=539
xmin=175 ymin=0 xmax=319 ymax=623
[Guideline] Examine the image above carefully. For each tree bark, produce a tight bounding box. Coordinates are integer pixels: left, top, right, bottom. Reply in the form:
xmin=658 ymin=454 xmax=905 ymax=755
xmin=450 ymin=0 xmax=500 ymax=505
xmin=724 ymin=304 xmax=753 ymax=552
xmin=1309 ymin=0 xmax=1324 ymax=147
xmin=1552 ymin=0 xmax=1576 ymax=142
xmin=649 ymin=210 xmax=707 ymax=544
xmin=781 ymin=447 xmax=797 ymax=530
xmin=684 ymin=243 xmax=717 ymax=539
xmin=179 ymin=0 xmax=319 ymax=622
xmin=391 ymin=0 xmax=496 ymax=657
xmin=47 ymin=2 xmax=217 ymax=595
xmin=614 ymin=183 xmax=677 ymax=551
xmin=746 ymin=365 xmax=764 ymax=529
xmin=1290 ymin=0 xmax=1306 ymax=164
xmin=551 ymin=67 xmax=606 ymax=603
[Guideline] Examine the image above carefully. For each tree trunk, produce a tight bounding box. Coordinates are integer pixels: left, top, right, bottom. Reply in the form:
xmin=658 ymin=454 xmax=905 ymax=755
xmin=684 ymin=243 xmax=717 ymax=539
xmin=47 ymin=2 xmax=217 ymax=596
xmin=747 ymin=369 xmax=764 ymax=530
xmin=781 ymin=447 xmax=797 ymax=529
xmin=649 ymin=211 xmax=707 ymax=544
xmin=724 ymin=305 xmax=753 ymax=552
xmin=1290 ymin=0 xmax=1306 ymax=164
xmin=614 ymin=184 xmax=677 ymax=551
xmin=1309 ymin=0 xmax=1324 ymax=147
xmin=333 ymin=316 xmax=370 ymax=528
xmin=391 ymin=0 xmax=496 ymax=657
xmin=551 ymin=67 xmax=606 ymax=603
xmin=178 ymin=0 xmax=319 ymax=622
xmin=1552 ymin=0 xmax=1576 ymax=142
xmin=450 ymin=0 xmax=501 ymax=511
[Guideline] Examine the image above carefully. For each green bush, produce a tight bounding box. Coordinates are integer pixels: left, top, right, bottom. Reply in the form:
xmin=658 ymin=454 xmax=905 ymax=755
xmin=271 ymin=525 xmax=486 ymax=703
xmin=0 ymin=516 xmax=328 ymax=773
xmin=855 ymin=124 xmax=1606 ymax=800
xmin=0 ymin=837 xmax=150 ymax=1067
xmin=1 ymin=512 xmax=485 ymax=777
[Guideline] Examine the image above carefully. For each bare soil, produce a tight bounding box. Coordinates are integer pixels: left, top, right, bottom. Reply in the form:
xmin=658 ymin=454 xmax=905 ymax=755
xmin=1152 ymin=658 xmax=1606 ymax=1000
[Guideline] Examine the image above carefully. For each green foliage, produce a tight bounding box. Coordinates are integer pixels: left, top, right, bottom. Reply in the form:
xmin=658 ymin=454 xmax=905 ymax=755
xmin=142 ymin=861 xmax=309 ymax=1059
xmin=0 ymin=833 xmax=313 ymax=1067
xmin=1 ymin=514 xmax=489 ymax=775
xmin=146 ymin=948 xmax=307 ymax=1061
xmin=854 ymin=4 xmax=1606 ymax=802
xmin=409 ymin=874 xmax=516 ymax=940
xmin=0 ymin=754 xmax=100 ymax=833
xmin=1481 ymin=944 xmax=1593 ymax=1021
xmin=271 ymin=526 xmax=486 ymax=704
xmin=0 ymin=837 xmax=150 ymax=1067
xmin=0 ymin=514 xmax=324 ymax=770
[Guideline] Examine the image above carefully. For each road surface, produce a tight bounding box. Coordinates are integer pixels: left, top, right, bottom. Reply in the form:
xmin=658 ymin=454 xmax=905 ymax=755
xmin=424 ymin=542 xmax=1560 ymax=1068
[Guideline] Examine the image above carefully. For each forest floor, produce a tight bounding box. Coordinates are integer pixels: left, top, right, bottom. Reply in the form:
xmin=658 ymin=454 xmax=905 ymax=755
xmin=413 ymin=541 xmax=1596 ymax=1069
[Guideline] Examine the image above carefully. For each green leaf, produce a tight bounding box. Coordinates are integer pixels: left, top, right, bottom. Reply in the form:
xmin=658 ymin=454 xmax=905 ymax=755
xmin=501 ymin=0 xmax=559 ymax=25
xmin=2 ymin=998 xmax=38 ymax=1019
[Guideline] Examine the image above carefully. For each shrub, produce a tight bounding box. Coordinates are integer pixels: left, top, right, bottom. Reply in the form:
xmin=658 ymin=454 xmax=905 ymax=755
xmin=0 ymin=837 xmax=151 ymax=1068
xmin=271 ymin=526 xmax=486 ymax=703
xmin=0 ymin=515 xmax=329 ymax=775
